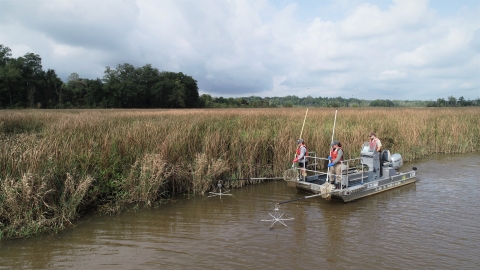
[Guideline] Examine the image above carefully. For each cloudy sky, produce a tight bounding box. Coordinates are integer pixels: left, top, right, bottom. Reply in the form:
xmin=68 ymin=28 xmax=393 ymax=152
xmin=1 ymin=0 xmax=479 ymax=100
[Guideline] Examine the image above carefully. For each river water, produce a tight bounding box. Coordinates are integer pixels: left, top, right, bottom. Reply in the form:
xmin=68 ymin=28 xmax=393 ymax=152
xmin=1 ymin=153 xmax=479 ymax=270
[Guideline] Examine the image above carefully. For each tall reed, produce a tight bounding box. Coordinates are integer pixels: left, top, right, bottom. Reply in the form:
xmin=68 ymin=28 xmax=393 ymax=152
xmin=0 ymin=108 xmax=478 ymax=239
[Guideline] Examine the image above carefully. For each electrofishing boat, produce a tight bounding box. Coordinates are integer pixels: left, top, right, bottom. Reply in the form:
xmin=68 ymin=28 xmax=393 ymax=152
xmin=292 ymin=142 xmax=417 ymax=202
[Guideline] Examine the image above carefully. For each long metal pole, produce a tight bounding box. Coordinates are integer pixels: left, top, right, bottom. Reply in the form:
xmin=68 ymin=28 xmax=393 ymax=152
xmin=331 ymin=109 xmax=337 ymax=145
xmin=276 ymin=191 xmax=335 ymax=205
xmin=299 ymin=108 xmax=308 ymax=140
xmin=326 ymin=109 xmax=338 ymax=183
xmin=222 ymin=177 xmax=284 ymax=181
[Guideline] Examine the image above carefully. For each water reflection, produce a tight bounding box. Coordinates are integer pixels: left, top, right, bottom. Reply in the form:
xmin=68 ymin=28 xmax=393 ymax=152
xmin=1 ymin=153 xmax=479 ymax=269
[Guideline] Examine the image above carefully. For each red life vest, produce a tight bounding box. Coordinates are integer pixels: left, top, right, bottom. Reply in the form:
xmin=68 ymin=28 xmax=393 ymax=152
xmin=330 ymin=147 xmax=343 ymax=161
xmin=296 ymin=144 xmax=308 ymax=158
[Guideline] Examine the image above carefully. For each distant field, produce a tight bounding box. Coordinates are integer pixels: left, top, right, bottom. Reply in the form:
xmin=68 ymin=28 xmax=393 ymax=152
xmin=0 ymin=107 xmax=479 ymax=239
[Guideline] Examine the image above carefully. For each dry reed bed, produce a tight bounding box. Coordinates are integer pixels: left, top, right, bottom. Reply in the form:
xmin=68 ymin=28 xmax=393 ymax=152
xmin=0 ymin=108 xmax=479 ymax=239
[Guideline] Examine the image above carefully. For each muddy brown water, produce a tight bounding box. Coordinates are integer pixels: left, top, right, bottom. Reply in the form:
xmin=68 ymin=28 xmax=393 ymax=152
xmin=1 ymin=153 xmax=479 ymax=269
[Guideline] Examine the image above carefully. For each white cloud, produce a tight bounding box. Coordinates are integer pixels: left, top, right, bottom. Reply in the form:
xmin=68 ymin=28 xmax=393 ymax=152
xmin=395 ymin=26 xmax=472 ymax=68
xmin=459 ymin=82 xmax=474 ymax=89
xmin=0 ymin=0 xmax=479 ymax=100
xmin=377 ymin=70 xmax=407 ymax=80
xmin=339 ymin=0 xmax=431 ymax=39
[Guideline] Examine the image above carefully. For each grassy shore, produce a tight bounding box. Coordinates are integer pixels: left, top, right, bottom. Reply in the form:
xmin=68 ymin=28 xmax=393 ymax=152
xmin=1 ymin=108 xmax=479 ymax=239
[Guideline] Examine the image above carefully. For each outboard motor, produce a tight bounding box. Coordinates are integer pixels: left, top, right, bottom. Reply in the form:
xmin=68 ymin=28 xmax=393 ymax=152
xmin=390 ymin=153 xmax=403 ymax=169
xmin=360 ymin=142 xmax=380 ymax=178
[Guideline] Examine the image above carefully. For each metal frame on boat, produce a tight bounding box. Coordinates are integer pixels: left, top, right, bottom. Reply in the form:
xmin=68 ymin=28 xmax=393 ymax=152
xmin=294 ymin=142 xmax=417 ymax=202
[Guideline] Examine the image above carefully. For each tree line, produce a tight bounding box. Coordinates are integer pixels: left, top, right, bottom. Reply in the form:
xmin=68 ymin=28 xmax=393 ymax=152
xmin=199 ymin=95 xmax=479 ymax=108
xmin=0 ymin=44 xmax=199 ymax=109
xmin=1 ymin=44 xmax=478 ymax=109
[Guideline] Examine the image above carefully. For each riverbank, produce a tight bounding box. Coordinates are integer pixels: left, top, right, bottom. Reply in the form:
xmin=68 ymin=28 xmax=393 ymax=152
xmin=1 ymin=108 xmax=479 ymax=239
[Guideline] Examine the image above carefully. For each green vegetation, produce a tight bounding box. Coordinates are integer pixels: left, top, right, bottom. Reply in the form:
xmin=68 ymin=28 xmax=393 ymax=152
xmin=0 ymin=44 xmax=199 ymax=109
xmin=0 ymin=108 xmax=479 ymax=239
xmin=199 ymin=95 xmax=480 ymax=108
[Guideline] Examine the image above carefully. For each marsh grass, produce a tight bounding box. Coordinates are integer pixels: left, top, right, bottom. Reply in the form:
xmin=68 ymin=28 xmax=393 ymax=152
xmin=0 ymin=107 xmax=479 ymax=239
xmin=122 ymin=154 xmax=170 ymax=204
xmin=191 ymin=153 xmax=229 ymax=195
xmin=0 ymin=172 xmax=93 ymax=239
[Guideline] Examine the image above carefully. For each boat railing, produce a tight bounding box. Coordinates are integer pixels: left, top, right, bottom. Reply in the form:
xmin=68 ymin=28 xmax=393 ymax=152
xmin=296 ymin=152 xmax=366 ymax=190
